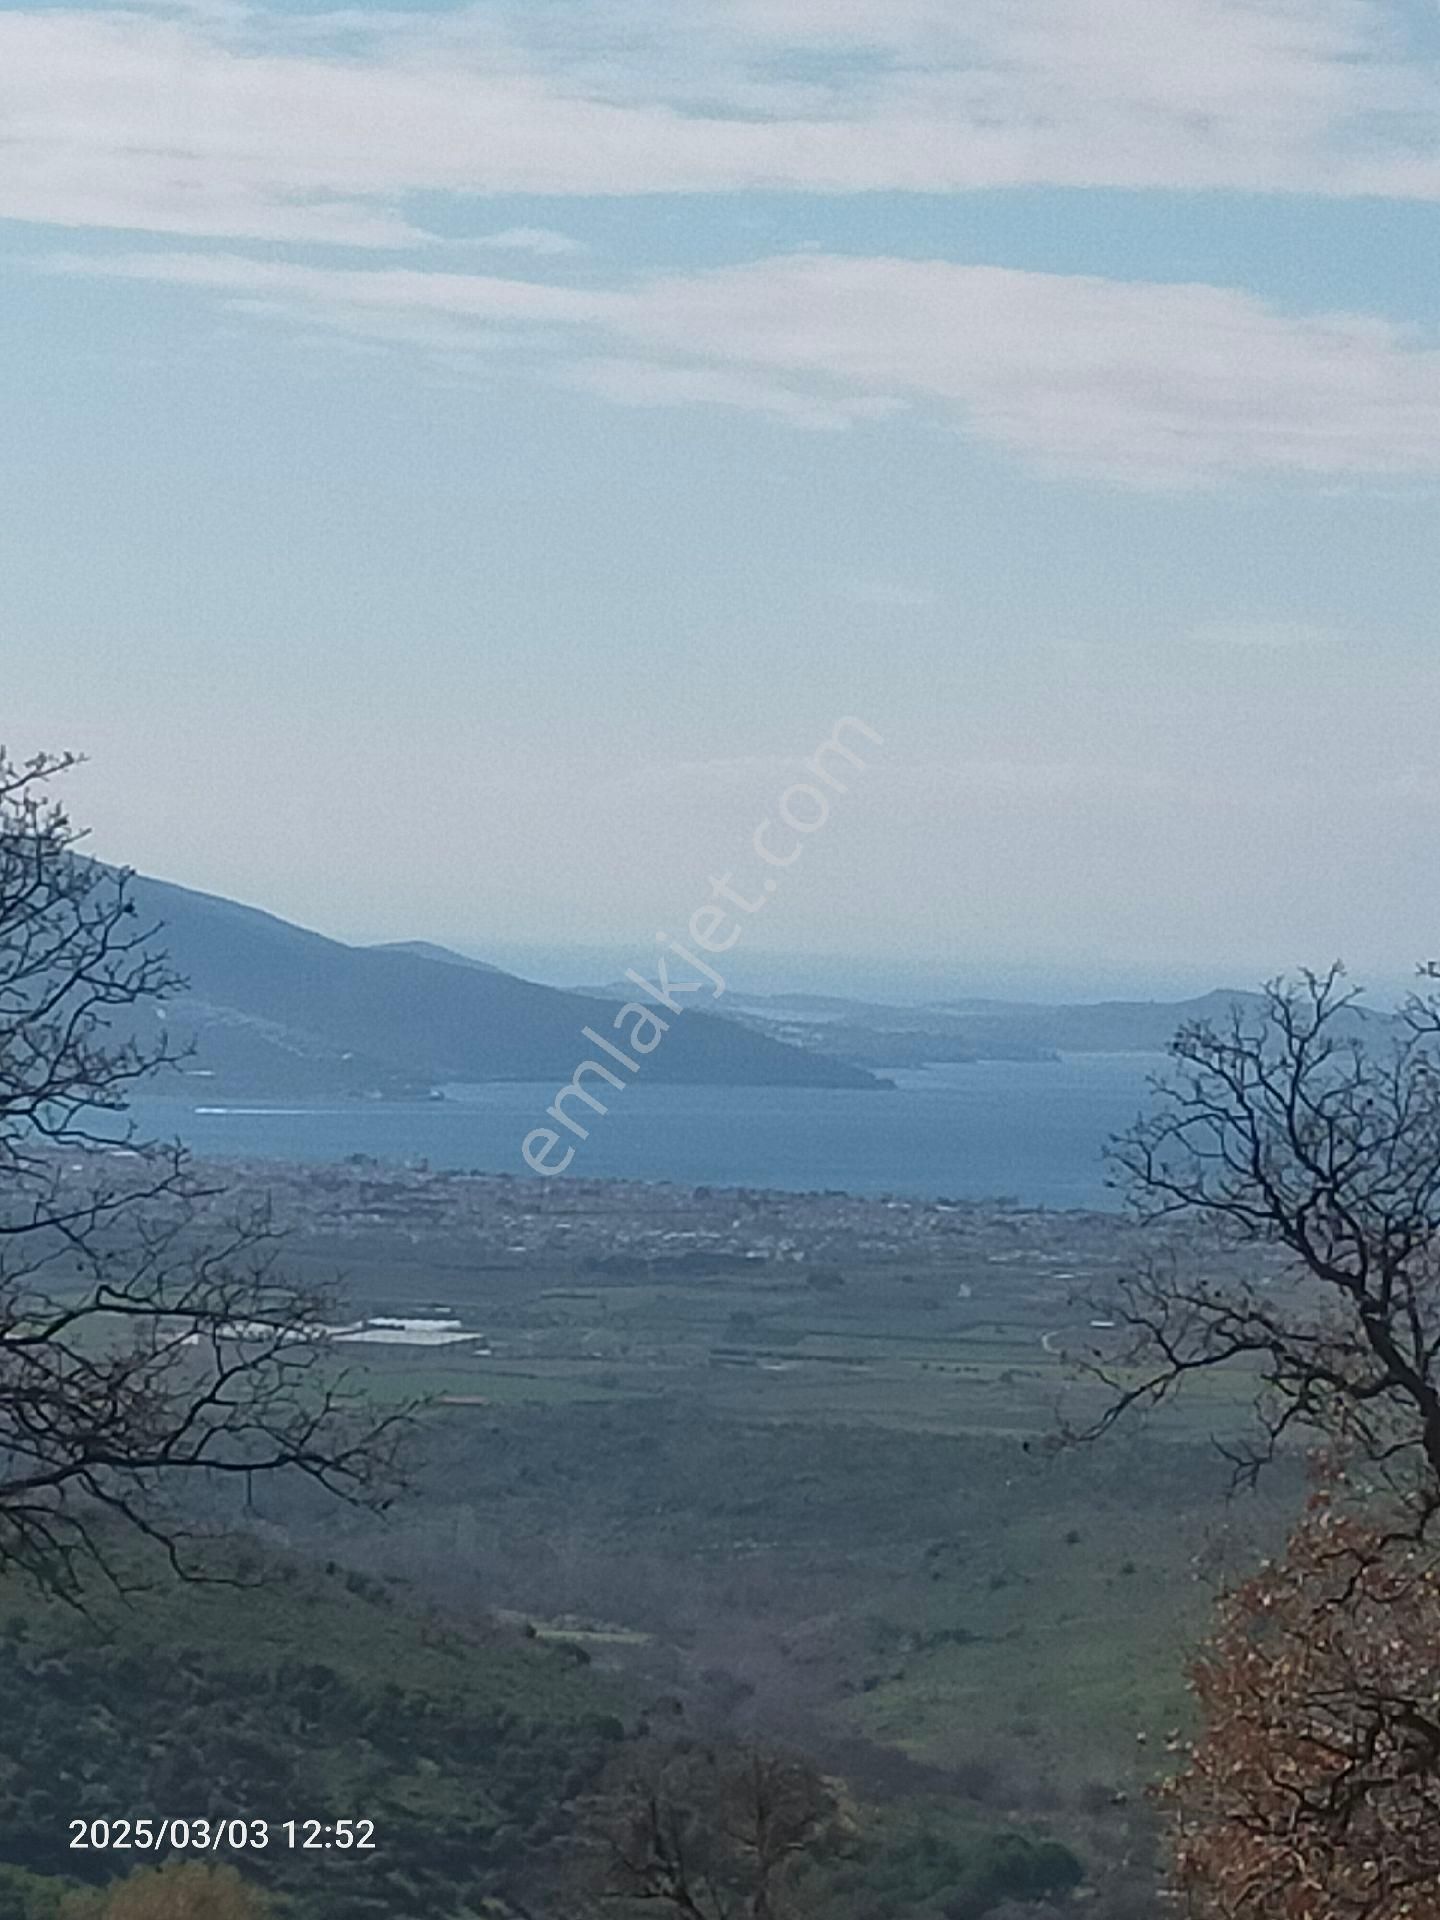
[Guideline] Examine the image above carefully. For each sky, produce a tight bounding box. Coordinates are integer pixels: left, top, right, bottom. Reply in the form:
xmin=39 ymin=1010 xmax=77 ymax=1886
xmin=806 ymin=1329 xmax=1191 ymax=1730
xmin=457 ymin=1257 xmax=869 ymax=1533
xmin=2 ymin=0 xmax=1439 ymax=999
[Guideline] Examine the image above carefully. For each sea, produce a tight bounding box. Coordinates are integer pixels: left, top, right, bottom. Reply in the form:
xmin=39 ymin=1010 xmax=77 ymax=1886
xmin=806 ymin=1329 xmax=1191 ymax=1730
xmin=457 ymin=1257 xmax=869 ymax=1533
xmin=123 ymin=1053 xmax=1172 ymax=1212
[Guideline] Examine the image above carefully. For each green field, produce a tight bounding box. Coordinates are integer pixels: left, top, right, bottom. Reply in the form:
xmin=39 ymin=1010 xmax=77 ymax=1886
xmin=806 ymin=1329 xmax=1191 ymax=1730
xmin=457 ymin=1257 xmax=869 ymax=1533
xmin=5 ymin=1201 xmax=1298 ymax=1919
xmin=266 ymin=1229 xmax=1296 ymax=1837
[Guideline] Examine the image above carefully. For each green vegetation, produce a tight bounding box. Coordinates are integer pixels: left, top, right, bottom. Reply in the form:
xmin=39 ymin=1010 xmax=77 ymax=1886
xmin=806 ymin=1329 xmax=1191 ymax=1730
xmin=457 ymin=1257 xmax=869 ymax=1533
xmin=0 ymin=1207 xmax=1295 ymax=1918
xmin=0 ymin=1551 xmax=626 ymax=1920
xmin=0 ymin=1525 xmax=1114 ymax=1920
xmin=829 ymin=1814 xmax=1084 ymax=1920
xmin=379 ymin=1398 xmax=1292 ymax=1794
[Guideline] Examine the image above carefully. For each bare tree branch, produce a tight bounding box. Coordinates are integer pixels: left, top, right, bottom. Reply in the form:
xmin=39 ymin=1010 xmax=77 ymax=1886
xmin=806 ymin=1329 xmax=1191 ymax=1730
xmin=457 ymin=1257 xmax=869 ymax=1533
xmin=0 ymin=747 xmax=411 ymax=1601
xmin=1076 ymin=968 xmax=1440 ymax=1525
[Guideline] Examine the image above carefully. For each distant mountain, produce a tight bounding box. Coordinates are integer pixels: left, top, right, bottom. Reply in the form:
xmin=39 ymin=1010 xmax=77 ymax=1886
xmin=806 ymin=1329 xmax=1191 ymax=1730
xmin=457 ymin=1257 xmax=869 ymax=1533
xmin=919 ymin=991 xmax=1268 ymax=1056
xmin=118 ymin=873 xmax=882 ymax=1099
xmin=597 ymin=983 xmax=1386 ymax=1071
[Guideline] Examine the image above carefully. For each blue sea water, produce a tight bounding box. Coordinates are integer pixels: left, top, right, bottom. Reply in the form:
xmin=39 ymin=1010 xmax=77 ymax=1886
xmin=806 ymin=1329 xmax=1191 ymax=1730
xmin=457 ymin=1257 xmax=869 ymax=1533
xmin=124 ymin=1054 xmax=1170 ymax=1210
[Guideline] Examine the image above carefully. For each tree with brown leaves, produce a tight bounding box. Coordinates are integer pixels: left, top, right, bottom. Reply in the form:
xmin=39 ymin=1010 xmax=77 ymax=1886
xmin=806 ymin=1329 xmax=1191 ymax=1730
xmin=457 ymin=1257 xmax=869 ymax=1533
xmin=61 ymin=1861 xmax=272 ymax=1920
xmin=1093 ymin=968 xmax=1440 ymax=1918
xmin=1167 ymin=1487 xmax=1440 ymax=1920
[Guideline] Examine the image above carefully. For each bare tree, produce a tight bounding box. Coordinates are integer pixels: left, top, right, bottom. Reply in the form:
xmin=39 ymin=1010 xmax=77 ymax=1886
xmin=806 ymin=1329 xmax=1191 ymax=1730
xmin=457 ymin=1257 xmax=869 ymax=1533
xmin=0 ymin=748 xmax=407 ymax=1599
xmin=591 ymin=1742 xmax=841 ymax=1920
xmin=1087 ymin=965 xmax=1440 ymax=1524
xmin=1082 ymin=967 xmax=1440 ymax=1917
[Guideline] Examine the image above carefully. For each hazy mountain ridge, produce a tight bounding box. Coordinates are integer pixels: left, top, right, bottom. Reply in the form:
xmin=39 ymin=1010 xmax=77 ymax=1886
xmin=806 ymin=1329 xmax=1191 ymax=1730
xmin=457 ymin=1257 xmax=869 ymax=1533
xmin=120 ymin=872 xmax=882 ymax=1099
xmin=587 ymin=982 xmax=1387 ymax=1071
xmin=112 ymin=868 xmax=1390 ymax=1100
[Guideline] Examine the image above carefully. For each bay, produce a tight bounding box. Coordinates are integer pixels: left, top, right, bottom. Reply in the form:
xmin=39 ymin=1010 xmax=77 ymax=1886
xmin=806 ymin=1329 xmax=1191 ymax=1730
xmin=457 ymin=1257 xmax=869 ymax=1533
xmin=122 ymin=1054 xmax=1171 ymax=1211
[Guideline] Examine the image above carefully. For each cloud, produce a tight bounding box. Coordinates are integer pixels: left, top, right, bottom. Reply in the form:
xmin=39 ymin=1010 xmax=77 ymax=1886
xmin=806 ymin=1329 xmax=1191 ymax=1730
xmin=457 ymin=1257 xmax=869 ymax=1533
xmin=472 ymin=228 xmax=584 ymax=256
xmin=561 ymin=357 xmax=904 ymax=431
xmin=53 ymin=247 xmax=1440 ymax=487
xmin=0 ymin=1 xmax=1437 ymax=248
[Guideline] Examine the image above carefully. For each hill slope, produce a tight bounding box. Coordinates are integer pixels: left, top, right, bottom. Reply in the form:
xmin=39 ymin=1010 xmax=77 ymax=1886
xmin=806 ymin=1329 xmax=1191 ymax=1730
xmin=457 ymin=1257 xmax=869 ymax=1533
xmin=0 ymin=1544 xmax=627 ymax=1920
xmin=121 ymin=873 xmax=880 ymax=1098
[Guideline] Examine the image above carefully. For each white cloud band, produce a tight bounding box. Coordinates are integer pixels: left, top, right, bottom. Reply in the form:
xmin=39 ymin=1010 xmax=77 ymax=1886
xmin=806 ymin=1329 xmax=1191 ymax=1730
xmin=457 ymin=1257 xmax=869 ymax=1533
xmin=52 ymin=247 xmax=1440 ymax=486
xmin=0 ymin=0 xmax=1437 ymax=248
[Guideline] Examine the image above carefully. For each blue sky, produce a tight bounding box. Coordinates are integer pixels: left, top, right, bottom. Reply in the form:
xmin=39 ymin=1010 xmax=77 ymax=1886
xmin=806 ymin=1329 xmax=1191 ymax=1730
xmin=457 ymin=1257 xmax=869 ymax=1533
xmin=2 ymin=0 xmax=1439 ymax=997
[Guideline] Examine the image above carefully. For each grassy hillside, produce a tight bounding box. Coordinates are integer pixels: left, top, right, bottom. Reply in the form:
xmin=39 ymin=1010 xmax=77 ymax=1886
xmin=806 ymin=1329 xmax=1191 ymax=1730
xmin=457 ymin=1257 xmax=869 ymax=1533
xmin=394 ymin=1402 xmax=1293 ymax=1792
xmin=0 ymin=1546 xmax=627 ymax=1920
xmin=0 ymin=1526 xmax=1102 ymax=1920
